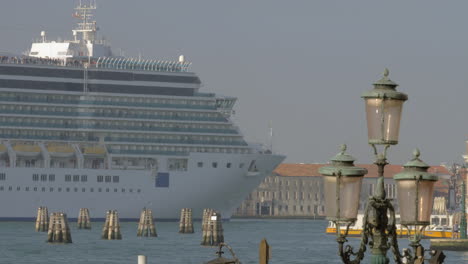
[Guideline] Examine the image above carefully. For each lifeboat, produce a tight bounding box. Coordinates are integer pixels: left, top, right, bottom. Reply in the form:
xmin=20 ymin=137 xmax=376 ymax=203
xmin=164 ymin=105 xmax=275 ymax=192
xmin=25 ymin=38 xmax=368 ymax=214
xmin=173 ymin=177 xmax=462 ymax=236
xmin=0 ymin=144 xmax=6 ymax=156
xmin=83 ymin=146 xmax=106 ymax=156
xmin=48 ymin=144 xmax=75 ymax=158
xmin=13 ymin=144 xmax=41 ymax=157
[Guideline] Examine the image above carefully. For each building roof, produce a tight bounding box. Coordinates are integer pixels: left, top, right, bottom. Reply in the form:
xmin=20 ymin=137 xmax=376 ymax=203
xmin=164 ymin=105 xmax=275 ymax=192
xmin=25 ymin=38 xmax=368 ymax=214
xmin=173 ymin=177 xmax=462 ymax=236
xmin=274 ymin=163 xmax=450 ymax=178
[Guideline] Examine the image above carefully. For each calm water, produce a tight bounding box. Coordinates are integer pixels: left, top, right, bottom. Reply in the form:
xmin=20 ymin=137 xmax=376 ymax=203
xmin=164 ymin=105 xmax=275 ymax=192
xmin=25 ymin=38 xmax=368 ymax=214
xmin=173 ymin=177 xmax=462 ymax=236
xmin=0 ymin=219 xmax=466 ymax=264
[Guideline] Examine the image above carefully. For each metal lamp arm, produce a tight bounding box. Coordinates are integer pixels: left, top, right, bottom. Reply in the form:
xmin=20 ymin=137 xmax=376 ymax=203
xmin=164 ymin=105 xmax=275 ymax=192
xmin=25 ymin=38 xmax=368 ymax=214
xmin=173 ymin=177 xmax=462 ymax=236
xmin=387 ymin=200 xmax=406 ymax=264
xmin=336 ymin=203 xmax=371 ymax=264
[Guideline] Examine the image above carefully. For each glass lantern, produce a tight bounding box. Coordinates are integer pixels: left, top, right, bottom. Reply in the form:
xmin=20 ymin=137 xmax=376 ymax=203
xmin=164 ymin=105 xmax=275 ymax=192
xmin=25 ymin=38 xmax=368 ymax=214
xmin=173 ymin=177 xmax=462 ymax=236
xmin=362 ymin=69 xmax=408 ymax=145
xmin=319 ymin=145 xmax=367 ymax=222
xmin=393 ymin=149 xmax=438 ymax=225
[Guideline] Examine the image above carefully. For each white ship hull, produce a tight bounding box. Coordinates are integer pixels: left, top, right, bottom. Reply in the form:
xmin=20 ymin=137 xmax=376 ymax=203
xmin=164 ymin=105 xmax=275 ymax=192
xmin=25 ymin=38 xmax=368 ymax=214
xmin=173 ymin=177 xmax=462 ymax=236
xmin=0 ymin=152 xmax=284 ymax=220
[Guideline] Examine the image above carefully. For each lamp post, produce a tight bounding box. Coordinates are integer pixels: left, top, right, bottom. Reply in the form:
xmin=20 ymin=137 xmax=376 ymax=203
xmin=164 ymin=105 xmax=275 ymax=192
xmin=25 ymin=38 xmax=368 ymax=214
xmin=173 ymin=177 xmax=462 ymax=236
xmin=320 ymin=69 xmax=440 ymax=264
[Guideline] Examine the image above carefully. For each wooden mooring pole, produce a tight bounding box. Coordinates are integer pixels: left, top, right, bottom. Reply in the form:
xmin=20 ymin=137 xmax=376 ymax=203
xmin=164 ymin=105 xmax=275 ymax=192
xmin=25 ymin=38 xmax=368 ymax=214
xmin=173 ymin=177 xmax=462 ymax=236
xmin=47 ymin=212 xmax=72 ymax=243
xmin=179 ymin=208 xmax=194 ymax=233
xmin=201 ymin=210 xmax=224 ymax=246
xmin=101 ymin=210 xmax=122 ymax=240
xmin=35 ymin=206 xmax=49 ymax=232
xmin=137 ymin=208 xmax=157 ymax=237
xmin=77 ymin=208 xmax=91 ymax=229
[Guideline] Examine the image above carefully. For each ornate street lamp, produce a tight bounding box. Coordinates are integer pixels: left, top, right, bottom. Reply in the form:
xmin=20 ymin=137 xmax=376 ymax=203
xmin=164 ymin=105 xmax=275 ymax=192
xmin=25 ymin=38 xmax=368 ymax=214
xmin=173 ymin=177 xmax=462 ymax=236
xmin=393 ymin=149 xmax=438 ymax=259
xmin=320 ymin=144 xmax=367 ymax=223
xmin=321 ymin=69 xmax=441 ymax=264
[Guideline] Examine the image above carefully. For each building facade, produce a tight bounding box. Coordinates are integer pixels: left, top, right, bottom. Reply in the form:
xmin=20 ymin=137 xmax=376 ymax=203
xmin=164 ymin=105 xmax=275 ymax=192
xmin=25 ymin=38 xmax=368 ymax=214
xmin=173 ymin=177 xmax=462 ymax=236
xmin=234 ymin=163 xmax=449 ymax=218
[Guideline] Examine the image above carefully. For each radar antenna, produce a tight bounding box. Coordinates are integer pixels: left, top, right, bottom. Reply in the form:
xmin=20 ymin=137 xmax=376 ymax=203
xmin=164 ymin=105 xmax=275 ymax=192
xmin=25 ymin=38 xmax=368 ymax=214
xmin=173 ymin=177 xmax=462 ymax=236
xmin=73 ymin=0 xmax=98 ymax=43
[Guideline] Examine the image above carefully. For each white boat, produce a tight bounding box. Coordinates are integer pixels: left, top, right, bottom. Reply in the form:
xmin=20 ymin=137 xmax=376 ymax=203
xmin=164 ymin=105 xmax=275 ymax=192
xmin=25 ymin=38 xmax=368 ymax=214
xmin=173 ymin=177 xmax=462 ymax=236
xmin=0 ymin=1 xmax=284 ymax=220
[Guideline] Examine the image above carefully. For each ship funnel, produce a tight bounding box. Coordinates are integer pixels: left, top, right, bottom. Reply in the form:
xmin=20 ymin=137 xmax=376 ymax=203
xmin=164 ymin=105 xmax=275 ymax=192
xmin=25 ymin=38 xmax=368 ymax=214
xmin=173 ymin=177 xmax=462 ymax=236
xmin=179 ymin=55 xmax=185 ymax=63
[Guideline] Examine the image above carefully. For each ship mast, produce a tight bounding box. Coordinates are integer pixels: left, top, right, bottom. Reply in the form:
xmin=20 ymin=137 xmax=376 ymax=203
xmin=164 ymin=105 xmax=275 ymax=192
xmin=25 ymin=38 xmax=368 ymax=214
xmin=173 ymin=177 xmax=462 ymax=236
xmin=73 ymin=0 xmax=98 ymax=43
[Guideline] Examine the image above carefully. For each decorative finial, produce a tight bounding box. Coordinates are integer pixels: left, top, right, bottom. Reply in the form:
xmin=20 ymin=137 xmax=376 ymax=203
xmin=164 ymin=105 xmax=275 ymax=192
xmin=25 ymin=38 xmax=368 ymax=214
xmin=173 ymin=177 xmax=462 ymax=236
xmin=340 ymin=144 xmax=347 ymax=153
xmin=413 ymin=148 xmax=420 ymax=159
xmin=383 ymin=68 xmax=389 ymax=78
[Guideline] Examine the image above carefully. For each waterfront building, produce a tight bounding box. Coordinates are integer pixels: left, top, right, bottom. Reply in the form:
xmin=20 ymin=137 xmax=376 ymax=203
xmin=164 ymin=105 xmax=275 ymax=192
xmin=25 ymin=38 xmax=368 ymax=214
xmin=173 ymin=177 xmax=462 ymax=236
xmin=234 ymin=163 xmax=449 ymax=218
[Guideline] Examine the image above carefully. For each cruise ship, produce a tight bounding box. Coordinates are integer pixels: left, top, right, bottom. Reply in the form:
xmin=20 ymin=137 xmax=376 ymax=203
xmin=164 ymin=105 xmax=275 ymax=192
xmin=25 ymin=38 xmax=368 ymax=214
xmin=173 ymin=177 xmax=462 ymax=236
xmin=0 ymin=1 xmax=284 ymax=220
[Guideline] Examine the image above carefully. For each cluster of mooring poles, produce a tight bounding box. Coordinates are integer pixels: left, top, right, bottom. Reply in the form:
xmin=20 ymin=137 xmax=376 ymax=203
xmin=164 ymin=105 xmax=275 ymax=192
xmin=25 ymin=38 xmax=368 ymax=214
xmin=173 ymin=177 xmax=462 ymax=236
xmin=34 ymin=207 xmax=229 ymax=250
xmin=35 ymin=206 xmax=49 ymax=232
xmin=137 ymin=208 xmax=157 ymax=237
xmin=47 ymin=212 xmax=72 ymax=243
xmin=179 ymin=208 xmax=194 ymax=234
xmin=201 ymin=209 xmax=224 ymax=246
xmin=101 ymin=210 xmax=122 ymax=240
xmin=77 ymin=208 xmax=91 ymax=229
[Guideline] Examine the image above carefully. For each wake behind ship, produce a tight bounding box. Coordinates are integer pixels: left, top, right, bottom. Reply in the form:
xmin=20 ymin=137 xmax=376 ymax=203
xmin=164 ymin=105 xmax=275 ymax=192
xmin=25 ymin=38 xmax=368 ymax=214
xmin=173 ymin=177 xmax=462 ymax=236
xmin=0 ymin=1 xmax=284 ymax=220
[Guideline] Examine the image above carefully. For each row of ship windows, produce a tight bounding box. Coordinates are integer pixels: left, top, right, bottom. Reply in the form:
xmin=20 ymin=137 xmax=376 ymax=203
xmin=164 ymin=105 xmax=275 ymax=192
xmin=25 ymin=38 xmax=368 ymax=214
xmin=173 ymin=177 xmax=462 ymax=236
xmin=0 ymin=117 xmax=234 ymax=131
xmin=32 ymin=174 xmax=120 ymax=183
xmin=0 ymin=129 xmax=242 ymax=144
xmin=2 ymin=93 xmax=216 ymax=108
xmin=0 ymin=186 xmax=141 ymax=193
xmin=1 ymin=105 xmax=221 ymax=119
xmin=197 ymin=162 xmax=244 ymax=169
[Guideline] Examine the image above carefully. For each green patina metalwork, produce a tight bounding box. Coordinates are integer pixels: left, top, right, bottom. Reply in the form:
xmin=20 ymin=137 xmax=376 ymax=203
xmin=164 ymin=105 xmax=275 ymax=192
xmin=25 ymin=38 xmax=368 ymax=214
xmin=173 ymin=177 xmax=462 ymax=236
xmin=321 ymin=69 xmax=444 ymax=264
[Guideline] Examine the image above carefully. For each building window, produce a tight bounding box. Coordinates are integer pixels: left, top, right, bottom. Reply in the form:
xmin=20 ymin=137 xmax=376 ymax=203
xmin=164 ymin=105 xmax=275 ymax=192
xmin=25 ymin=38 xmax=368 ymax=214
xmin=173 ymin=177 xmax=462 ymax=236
xmin=197 ymin=162 xmax=203 ymax=168
xmin=41 ymin=187 xmax=45 ymax=192
xmin=97 ymin=175 xmax=103 ymax=182
xmin=49 ymin=187 xmax=53 ymax=192
xmin=82 ymin=188 xmax=85 ymax=192
xmin=34 ymin=187 xmax=37 ymax=191
xmin=25 ymin=187 xmax=29 ymax=191
xmin=65 ymin=175 xmax=71 ymax=182
xmin=212 ymin=162 xmax=218 ymax=168
xmin=105 ymin=176 xmax=111 ymax=183
xmin=137 ymin=189 xmax=141 ymax=193
xmin=129 ymin=189 xmax=133 ymax=193
xmin=0 ymin=173 xmax=6 ymax=180
xmin=58 ymin=188 xmax=62 ymax=192
xmin=106 ymin=188 xmax=109 ymax=192
xmin=293 ymin=205 xmax=296 ymax=212
xmin=48 ymin=174 xmax=55 ymax=181
xmin=122 ymin=188 xmax=125 ymax=193
xmin=73 ymin=175 xmax=80 ymax=182
xmin=74 ymin=187 xmax=78 ymax=192
xmin=285 ymin=205 xmax=288 ymax=212
xmin=226 ymin=163 xmax=231 ymax=168
xmin=33 ymin=174 xmax=39 ymax=181
xmin=81 ymin=175 xmax=87 ymax=182
xmin=114 ymin=188 xmax=118 ymax=192
xmin=66 ymin=187 xmax=70 ymax=192
xmin=98 ymin=188 xmax=102 ymax=192
xmin=16 ymin=186 xmax=20 ymax=191
xmin=278 ymin=205 xmax=282 ymax=211
xmin=40 ymin=174 xmax=47 ymax=181
xmin=307 ymin=205 xmax=311 ymax=212
xmin=113 ymin=176 xmax=119 ymax=183
xmin=90 ymin=188 xmax=94 ymax=192
xmin=300 ymin=206 xmax=304 ymax=212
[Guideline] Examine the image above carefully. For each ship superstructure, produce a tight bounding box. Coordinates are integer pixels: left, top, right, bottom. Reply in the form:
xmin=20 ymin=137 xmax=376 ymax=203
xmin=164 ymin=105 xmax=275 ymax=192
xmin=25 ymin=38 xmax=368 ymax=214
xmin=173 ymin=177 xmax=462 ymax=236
xmin=0 ymin=1 xmax=284 ymax=220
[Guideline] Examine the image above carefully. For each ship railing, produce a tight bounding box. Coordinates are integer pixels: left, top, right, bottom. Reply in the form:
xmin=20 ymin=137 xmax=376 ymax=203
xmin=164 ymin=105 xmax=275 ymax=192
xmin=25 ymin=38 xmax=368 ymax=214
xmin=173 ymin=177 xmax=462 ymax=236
xmin=0 ymin=56 xmax=193 ymax=73
xmin=95 ymin=57 xmax=192 ymax=73
xmin=0 ymin=95 xmax=217 ymax=111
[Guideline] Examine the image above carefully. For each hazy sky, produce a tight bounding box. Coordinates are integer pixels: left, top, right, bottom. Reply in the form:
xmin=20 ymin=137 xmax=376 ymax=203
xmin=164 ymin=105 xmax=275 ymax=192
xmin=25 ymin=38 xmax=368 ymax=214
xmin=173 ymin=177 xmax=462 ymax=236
xmin=1 ymin=0 xmax=468 ymax=166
